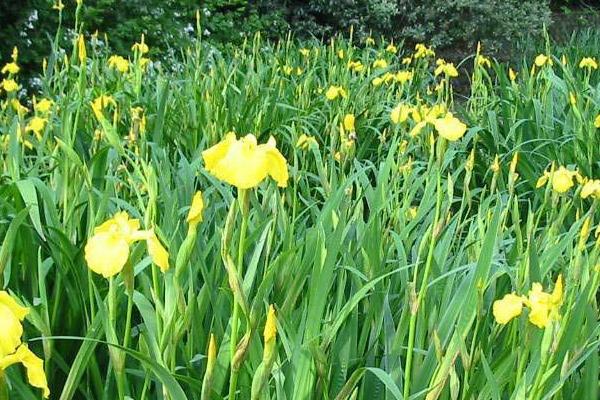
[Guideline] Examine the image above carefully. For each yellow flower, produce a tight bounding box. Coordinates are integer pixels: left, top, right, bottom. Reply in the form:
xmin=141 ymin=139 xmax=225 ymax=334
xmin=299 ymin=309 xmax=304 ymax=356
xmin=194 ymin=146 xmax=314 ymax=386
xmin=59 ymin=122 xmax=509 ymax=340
xmin=414 ymin=43 xmax=434 ymax=59
xmin=386 ymin=43 xmax=397 ymax=54
xmin=1 ymin=79 xmax=19 ymax=92
xmin=337 ymin=49 xmax=345 ymax=59
xmin=595 ymin=114 xmax=600 ymax=128
xmin=579 ymin=57 xmax=598 ymax=70
xmin=91 ymin=95 xmax=116 ymax=120
xmin=395 ymin=70 xmax=413 ymax=84
xmin=581 ymin=179 xmax=600 ymax=199
xmin=52 ymin=0 xmax=65 ymax=11
xmin=0 ymin=345 xmax=50 ymax=398
xmin=11 ymin=47 xmax=18 ymax=62
xmin=25 ymin=117 xmax=47 ymax=139
xmin=433 ymin=113 xmax=467 ymax=141
xmin=108 ymin=55 xmax=129 ymax=73
xmin=146 ymin=231 xmax=169 ymax=273
xmin=509 ymin=68 xmax=517 ymax=82
xmin=85 ymin=212 xmax=168 ymax=278
xmin=343 ymin=114 xmax=355 ymax=132
xmin=525 ymin=275 xmax=563 ymax=328
xmin=202 ymin=132 xmax=289 ymax=189
xmin=11 ymin=99 xmax=29 ymax=116
xmin=347 ymin=60 xmax=364 ymax=72
xmin=0 ymin=291 xmax=28 ymax=358
xmin=132 ymin=40 xmax=149 ymax=55
xmin=1 ymin=62 xmax=19 ymax=75
xmin=492 ymin=293 xmax=524 ymax=324
xmin=561 ymin=55 xmax=568 ymax=65
xmin=390 ymin=104 xmax=411 ymax=124
xmin=264 ymin=304 xmax=277 ymax=343
xmin=84 ymin=230 xmax=130 ymax=277
xmin=476 ymin=55 xmax=492 ymax=68
xmin=434 ymin=62 xmax=458 ymax=78
xmin=551 ymin=166 xmax=577 ymax=193
xmin=325 ymin=85 xmax=347 ymax=101
xmin=0 ymin=292 xmax=49 ymax=398
xmin=365 ymin=37 xmax=375 ymax=46
xmin=77 ymin=34 xmax=86 ymax=64
xmin=283 ymin=65 xmax=293 ymax=75
xmin=373 ymin=59 xmax=388 ymax=69
xmin=296 ymin=134 xmax=318 ymax=150
xmin=372 ymin=77 xmax=384 ymax=87
xmin=491 ymin=154 xmax=500 ymax=173
xmin=299 ymin=48 xmax=310 ymax=57
xmin=534 ymin=54 xmax=552 ymax=67
xmin=187 ymin=191 xmax=204 ymax=227
xmin=35 ymin=98 xmax=54 ymax=114
xmin=402 ymin=57 xmax=412 ymax=65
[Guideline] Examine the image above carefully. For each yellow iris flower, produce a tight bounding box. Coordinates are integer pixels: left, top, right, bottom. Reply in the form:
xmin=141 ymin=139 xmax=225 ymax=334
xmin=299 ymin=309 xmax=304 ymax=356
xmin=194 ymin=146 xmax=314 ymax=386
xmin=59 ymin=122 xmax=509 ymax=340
xmin=1 ymin=62 xmax=19 ymax=75
xmin=85 ymin=212 xmax=170 ymax=278
xmin=536 ymin=166 xmax=578 ymax=194
xmin=433 ymin=113 xmax=467 ymax=141
xmin=579 ymin=57 xmax=598 ymax=70
xmin=108 ymin=55 xmax=129 ymax=73
xmin=493 ymin=275 xmax=563 ymax=328
xmin=202 ymin=132 xmax=289 ymax=189
xmin=0 ymin=292 xmax=49 ymax=398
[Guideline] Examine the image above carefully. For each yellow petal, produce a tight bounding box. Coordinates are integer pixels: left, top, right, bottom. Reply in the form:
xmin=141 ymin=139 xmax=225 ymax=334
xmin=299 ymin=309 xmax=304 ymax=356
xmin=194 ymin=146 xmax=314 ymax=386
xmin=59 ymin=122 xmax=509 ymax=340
xmin=203 ymin=133 xmax=288 ymax=189
xmin=18 ymin=345 xmax=50 ymax=398
xmin=527 ymin=283 xmax=552 ymax=328
xmin=343 ymin=114 xmax=355 ymax=132
xmin=551 ymin=167 xmax=574 ymax=193
xmin=492 ymin=293 xmax=524 ymax=324
xmin=264 ymin=305 xmax=277 ymax=343
xmin=187 ymin=191 xmax=204 ymax=226
xmin=147 ymin=232 xmax=170 ymax=272
xmin=84 ymin=232 xmax=130 ymax=278
xmin=433 ymin=114 xmax=467 ymax=141
xmin=202 ymin=132 xmax=236 ymax=172
xmin=536 ymin=174 xmax=549 ymax=189
xmin=0 ymin=292 xmax=28 ymax=358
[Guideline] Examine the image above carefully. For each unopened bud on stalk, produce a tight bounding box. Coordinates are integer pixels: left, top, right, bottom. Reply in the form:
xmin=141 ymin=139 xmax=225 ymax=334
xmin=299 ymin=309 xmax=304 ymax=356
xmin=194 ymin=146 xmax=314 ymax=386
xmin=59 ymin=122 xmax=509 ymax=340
xmin=251 ymin=305 xmax=278 ymax=399
xmin=201 ymin=334 xmax=218 ymax=400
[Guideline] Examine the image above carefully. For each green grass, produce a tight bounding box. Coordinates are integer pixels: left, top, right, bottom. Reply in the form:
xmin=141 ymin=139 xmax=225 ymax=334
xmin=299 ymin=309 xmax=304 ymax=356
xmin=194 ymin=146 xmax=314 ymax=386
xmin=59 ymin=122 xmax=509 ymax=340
xmin=0 ymin=14 xmax=599 ymax=400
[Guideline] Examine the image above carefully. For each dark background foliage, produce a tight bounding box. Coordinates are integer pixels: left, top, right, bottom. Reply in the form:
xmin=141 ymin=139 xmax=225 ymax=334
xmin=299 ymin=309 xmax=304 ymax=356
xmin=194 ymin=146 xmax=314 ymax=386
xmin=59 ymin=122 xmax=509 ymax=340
xmin=0 ymin=0 xmax=598 ymax=78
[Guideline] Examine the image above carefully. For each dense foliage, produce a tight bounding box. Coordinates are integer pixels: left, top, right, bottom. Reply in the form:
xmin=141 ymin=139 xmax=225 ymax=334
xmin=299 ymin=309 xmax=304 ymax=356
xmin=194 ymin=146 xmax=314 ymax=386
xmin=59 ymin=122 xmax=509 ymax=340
xmin=1 ymin=8 xmax=600 ymax=397
xmin=4 ymin=0 xmax=598 ymax=80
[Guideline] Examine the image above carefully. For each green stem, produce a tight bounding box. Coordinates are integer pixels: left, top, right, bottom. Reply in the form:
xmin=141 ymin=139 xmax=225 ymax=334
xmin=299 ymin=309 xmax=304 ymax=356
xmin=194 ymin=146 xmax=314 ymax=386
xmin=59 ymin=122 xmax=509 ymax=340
xmin=109 ymin=278 xmax=125 ymax=400
xmin=229 ymin=189 xmax=249 ymax=400
xmin=403 ymin=171 xmax=442 ymax=398
xmin=0 ymin=370 xmax=8 ymax=400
